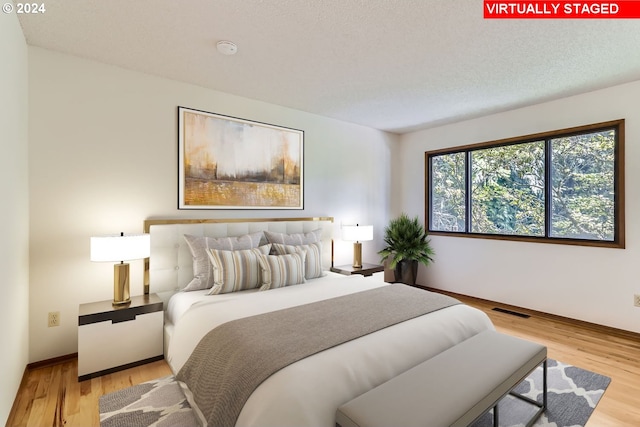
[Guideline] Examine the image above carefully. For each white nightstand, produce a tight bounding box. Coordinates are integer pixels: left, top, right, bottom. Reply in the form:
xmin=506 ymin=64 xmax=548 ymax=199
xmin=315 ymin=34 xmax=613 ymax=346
xmin=78 ymin=293 xmax=163 ymax=381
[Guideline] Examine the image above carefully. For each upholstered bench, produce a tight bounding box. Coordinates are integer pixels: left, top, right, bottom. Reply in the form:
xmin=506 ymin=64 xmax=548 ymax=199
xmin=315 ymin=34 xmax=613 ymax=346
xmin=336 ymin=330 xmax=547 ymax=427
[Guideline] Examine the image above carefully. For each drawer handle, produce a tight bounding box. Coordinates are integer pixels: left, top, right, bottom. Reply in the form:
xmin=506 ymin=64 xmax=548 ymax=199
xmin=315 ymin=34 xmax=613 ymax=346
xmin=112 ymin=313 xmax=137 ymax=323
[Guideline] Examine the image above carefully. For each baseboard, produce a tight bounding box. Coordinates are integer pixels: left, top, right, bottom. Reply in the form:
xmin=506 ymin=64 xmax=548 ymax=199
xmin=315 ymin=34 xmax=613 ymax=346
xmin=27 ymin=352 xmax=78 ymax=370
xmin=421 ymin=285 xmax=640 ymax=342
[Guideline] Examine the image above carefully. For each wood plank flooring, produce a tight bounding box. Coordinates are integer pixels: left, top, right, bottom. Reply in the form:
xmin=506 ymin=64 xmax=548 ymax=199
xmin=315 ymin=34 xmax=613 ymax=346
xmin=451 ymin=292 xmax=640 ymax=427
xmin=6 ymin=359 xmax=171 ymax=427
xmin=6 ymin=294 xmax=640 ymax=427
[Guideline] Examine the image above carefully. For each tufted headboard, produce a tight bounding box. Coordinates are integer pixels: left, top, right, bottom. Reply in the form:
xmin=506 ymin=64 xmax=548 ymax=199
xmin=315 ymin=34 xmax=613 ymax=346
xmin=143 ymin=217 xmax=334 ymax=297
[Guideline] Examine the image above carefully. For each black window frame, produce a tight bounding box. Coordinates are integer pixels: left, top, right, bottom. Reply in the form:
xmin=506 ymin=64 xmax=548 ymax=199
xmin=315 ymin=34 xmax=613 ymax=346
xmin=425 ymin=119 xmax=625 ymax=248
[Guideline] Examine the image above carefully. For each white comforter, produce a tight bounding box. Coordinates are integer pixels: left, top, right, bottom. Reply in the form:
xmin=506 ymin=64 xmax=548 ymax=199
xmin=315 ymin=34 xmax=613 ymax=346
xmin=166 ymin=273 xmax=494 ymax=427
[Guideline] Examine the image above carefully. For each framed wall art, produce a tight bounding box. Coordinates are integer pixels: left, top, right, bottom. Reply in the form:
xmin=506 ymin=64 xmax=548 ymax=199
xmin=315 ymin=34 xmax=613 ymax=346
xmin=178 ymin=107 xmax=304 ymax=209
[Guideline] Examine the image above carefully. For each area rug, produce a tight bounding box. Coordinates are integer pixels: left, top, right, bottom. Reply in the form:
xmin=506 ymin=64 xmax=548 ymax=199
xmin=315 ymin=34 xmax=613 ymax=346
xmin=99 ymin=375 xmax=199 ymax=427
xmin=471 ymin=359 xmax=611 ymax=427
xmin=99 ymin=359 xmax=610 ymax=427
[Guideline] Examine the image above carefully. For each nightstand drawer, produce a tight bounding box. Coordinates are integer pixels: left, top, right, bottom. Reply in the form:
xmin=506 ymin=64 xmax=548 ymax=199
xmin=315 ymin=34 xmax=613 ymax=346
xmin=78 ymin=311 xmax=163 ymax=378
xmin=78 ymin=294 xmax=164 ymax=381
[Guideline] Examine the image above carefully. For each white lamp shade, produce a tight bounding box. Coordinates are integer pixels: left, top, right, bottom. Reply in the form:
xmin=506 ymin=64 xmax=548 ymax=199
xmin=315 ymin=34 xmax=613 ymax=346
xmin=342 ymin=225 xmax=373 ymax=242
xmin=90 ymin=234 xmax=150 ymax=262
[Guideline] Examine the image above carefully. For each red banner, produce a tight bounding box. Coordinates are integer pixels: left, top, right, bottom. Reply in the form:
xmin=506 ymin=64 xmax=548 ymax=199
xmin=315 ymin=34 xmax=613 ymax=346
xmin=484 ymin=1 xmax=640 ymax=18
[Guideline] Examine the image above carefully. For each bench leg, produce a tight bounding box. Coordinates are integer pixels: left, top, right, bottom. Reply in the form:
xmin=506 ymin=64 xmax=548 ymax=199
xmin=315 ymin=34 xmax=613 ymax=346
xmin=528 ymin=359 xmax=547 ymax=427
xmin=506 ymin=359 xmax=547 ymax=427
xmin=493 ymin=404 xmax=499 ymax=427
xmin=543 ymin=358 xmax=547 ymax=409
xmin=485 ymin=359 xmax=548 ymax=427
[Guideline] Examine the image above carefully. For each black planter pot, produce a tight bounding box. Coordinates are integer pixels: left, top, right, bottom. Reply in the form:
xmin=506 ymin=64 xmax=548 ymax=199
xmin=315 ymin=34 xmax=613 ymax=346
xmin=394 ymin=260 xmax=418 ymax=285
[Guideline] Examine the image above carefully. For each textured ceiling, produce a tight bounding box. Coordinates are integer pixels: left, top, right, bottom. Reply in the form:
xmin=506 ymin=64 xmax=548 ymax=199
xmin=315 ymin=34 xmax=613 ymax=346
xmin=17 ymin=0 xmax=640 ymax=133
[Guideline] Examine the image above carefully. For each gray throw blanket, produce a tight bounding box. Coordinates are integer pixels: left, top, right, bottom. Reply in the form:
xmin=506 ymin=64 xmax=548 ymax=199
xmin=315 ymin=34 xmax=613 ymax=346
xmin=176 ymin=284 xmax=460 ymax=427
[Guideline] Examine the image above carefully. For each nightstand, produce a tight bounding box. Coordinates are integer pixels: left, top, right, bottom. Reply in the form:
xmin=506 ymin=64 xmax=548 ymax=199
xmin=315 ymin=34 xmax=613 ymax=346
xmin=331 ymin=263 xmax=384 ymax=277
xmin=78 ymin=293 xmax=163 ymax=381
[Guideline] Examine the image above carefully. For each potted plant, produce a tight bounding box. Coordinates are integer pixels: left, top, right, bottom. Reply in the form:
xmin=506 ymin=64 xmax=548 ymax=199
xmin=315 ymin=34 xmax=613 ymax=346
xmin=378 ymin=213 xmax=434 ymax=286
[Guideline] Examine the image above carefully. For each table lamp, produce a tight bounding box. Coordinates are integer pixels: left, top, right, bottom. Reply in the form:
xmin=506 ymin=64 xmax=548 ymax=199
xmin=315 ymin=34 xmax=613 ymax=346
xmin=342 ymin=224 xmax=373 ymax=269
xmin=90 ymin=233 xmax=150 ymax=306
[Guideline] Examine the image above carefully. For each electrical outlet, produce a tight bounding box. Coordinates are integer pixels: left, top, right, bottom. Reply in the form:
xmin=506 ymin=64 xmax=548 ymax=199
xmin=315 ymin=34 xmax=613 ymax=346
xmin=634 ymin=295 xmax=640 ymax=307
xmin=48 ymin=311 xmax=60 ymax=327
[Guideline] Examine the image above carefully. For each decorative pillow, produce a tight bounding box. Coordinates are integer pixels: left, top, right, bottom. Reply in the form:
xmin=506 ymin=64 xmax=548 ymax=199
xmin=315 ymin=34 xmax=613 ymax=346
xmin=272 ymin=242 xmax=325 ymax=279
xmin=263 ymin=229 xmax=322 ymax=246
xmin=183 ymin=232 xmax=263 ymax=291
xmin=257 ymin=251 xmax=306 ymax=290
xmin=206 ymin=244 xmax=271 ymax=295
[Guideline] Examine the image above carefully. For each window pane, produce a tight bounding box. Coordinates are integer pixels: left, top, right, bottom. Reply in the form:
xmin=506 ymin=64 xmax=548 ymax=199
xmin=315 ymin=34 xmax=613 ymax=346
xmin=430 ymin=152 xmax=466 ymax=231
xmin=471 ymin=142 xmax=545 ymax=236
xmin=550 ymin=130 xmax=615 ymax=241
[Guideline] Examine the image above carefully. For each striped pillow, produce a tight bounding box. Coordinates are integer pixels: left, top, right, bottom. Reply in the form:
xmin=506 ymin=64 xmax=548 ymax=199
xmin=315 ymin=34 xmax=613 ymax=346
xmin=206 ymin=244 xmax=271 ymax=295
xmin=257 ymin=251 xmax=306 ymax=290
xmin=272 ymin=242 xmax=325 ymax=279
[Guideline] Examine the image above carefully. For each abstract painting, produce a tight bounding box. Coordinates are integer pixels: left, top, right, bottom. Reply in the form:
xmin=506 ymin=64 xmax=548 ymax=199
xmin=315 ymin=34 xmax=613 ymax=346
xmin=178 ymin=107 xmax=304 ymax=209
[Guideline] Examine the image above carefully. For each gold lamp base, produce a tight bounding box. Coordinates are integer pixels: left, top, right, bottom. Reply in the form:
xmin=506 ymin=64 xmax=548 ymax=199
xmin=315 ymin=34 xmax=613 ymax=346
xmin=113 ymin=262 xmax=131 ymax=306
xmin=352 ymin=242 xmax=363 ymax=269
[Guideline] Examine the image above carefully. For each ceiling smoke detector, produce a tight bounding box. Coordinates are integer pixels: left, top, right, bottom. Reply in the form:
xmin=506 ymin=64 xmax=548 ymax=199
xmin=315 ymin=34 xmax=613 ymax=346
xmin=216 ymin=40 xmax=238 ymax=55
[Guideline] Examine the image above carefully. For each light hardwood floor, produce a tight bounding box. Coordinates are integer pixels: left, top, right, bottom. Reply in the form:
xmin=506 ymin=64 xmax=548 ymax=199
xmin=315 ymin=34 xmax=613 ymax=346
xmin=7 ymin=359 xmax=171 ymax=427
xmin=451 ymin=293 xmax=640 ymax=427
xmin=6 ymin=293 xmax=640 ymax=427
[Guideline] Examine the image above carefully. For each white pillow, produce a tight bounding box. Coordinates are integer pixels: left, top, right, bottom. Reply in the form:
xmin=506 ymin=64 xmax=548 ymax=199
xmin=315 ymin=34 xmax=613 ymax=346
xmin=264 ymin=229 xmax=322 ymax=246
xmin=182 ymin=232 xmax=263 ymax=291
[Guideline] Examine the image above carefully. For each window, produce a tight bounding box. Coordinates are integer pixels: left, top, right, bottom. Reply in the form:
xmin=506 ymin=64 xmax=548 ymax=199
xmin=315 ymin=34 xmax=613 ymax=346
xmin=425 ymin=120 xmax=624 ymax=248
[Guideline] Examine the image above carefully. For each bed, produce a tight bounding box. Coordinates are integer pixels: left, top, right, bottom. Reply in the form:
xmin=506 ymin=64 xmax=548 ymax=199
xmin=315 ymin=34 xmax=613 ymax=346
xmin=143 ymin=217 xmax=495 ymax=427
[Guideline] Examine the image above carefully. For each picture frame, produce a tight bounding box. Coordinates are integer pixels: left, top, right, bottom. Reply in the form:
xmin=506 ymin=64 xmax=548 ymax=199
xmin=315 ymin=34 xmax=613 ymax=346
xmin=178 ymin=107 xmax=304 ymax=210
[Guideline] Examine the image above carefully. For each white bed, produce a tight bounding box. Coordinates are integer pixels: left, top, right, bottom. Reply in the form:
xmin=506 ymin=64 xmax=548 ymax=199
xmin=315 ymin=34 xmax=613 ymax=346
xmin=144 ymin=217 xmax=494 ymax=427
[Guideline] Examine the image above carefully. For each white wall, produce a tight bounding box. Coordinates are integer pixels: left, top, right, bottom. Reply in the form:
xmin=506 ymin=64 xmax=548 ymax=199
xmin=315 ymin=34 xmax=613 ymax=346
xmin=0 ymin=11 xmax=30 ymax=425
xmin=28 ymin=47 xmax=397 ymax=362
xmin=28 ymin=43 xmax=640 ymax=366
xmin=400 ymin=81 xmax=640 ymax=333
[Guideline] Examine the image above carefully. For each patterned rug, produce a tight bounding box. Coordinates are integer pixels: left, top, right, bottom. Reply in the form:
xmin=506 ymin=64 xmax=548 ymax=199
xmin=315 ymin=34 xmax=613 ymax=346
xmin=99 ymin=375 xmax=199 ymax=427
xmin=471 ymin=359 xmax=611 ymax=427
xmin=99 ymin=359 xmax=610 ymax=427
